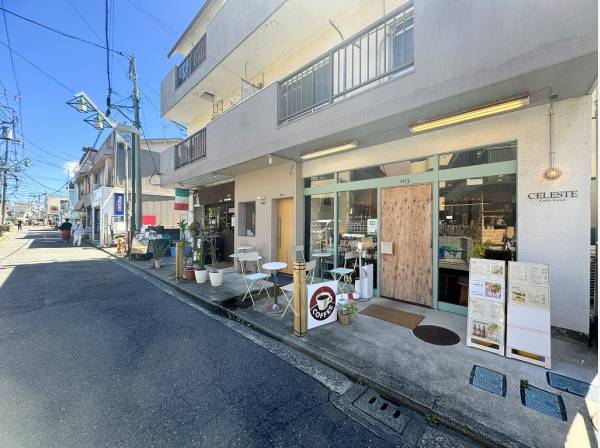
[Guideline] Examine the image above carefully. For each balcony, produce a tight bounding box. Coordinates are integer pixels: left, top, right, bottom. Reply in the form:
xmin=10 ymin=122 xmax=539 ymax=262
xmin=176 ymin=34 xmax=207 ymax=88
xmin=278 ymin=3 xmax=414 ymax=123
xmin=174 ymin=128 xmax=207 ymax=169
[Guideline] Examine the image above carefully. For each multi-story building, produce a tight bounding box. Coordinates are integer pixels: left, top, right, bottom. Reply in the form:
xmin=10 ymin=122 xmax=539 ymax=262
xmin=74 ymin=131 xmax=181 ymax=246
xmin=159 ymin=0 xmax=597 ymax=336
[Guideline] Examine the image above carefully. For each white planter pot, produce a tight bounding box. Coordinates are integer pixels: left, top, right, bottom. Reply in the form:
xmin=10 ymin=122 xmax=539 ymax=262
xmin=194 ymin=269 xmax=208 ymax=284
xmin=154 ymin=259 xmax=161 ymax=269
xmin=209 ymin=269 xmax=224 ymax=287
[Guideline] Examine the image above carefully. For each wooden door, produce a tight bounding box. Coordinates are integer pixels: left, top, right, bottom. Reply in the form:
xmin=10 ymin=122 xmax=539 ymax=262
xmin=277 ymin=198 xmax=294 ymax=274
xmin=380 ymin=184 xmax=432 ymax=306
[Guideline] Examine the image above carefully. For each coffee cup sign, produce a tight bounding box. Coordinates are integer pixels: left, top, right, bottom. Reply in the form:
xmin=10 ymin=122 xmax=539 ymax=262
xmin=307 ymin=281 xmax=338 ymax=329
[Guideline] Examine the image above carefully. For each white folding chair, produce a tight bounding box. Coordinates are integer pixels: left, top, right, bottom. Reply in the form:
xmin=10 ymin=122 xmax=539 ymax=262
xmin=238 ymin=252 xmax=271 ymax=306
xmin=306 ymin=259 xmax=316 ymax=284
xmin=290 ymin=244 xmax=305 ymax=262
xmin=327 ymin=251 xmax=357 ymax=294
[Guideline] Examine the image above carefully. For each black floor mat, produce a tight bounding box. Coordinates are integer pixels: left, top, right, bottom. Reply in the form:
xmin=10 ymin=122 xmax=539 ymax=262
xmin=412 ymin=325 xmax=460 ymax=346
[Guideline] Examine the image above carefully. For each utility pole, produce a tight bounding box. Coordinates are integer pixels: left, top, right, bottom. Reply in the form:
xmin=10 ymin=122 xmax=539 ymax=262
xmin=127 ymin=56 xmax=142 ymax=257
xmin=0 ymin=115 xmax=15 ymax=226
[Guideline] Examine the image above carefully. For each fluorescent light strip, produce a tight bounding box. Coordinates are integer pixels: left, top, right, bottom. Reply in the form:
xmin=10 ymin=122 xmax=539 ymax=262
xmin=300 ymin=140 xmax=358 ymax=160
xmin=409 ymin=97 xmax=530 ymax=133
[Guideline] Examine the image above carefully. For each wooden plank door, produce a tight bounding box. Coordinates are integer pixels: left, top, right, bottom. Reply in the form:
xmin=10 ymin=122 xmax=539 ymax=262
xmin=380 ymin=184 xmax=433 ymax=306
xmin=277 ymin=198 xmax=294 ymax=274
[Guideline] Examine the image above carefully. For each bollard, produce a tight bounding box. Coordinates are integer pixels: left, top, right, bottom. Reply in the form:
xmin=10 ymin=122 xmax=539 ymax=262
xmin=175 ymin=241 xmax=184 ymax=280
xmin=293 ymin=261 xmax=307 ymax=337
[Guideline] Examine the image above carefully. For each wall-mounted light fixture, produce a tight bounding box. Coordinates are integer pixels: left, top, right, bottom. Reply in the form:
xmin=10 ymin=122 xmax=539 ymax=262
xmin=409 ymin=95 xmax=530 ymax=133
xmin=543 ymin=94 xmax=561 ymax=181
xmin=300 ymin=140 xmax=358 ymax=160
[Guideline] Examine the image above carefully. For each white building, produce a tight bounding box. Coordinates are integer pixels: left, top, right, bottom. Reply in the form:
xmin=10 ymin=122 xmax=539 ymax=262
xmin=158 ymin=0 xmax=597 ymax=336
xmin=74 ymin=131 xmax=181 ymax=246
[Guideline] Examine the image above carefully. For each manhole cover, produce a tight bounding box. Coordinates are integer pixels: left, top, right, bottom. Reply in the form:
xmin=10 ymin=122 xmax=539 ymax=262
xmin=470 ymin=365 xmax=506 ymax=397
xmin=520 ymin=383 xmax=567 ymax=421
xmin=353 ymin=389 xmax=411 ymax=434
xmin=413 ymin=325 xmax=460 ymax=346
xmin=546 ymin=372 xmax=590 ymax=397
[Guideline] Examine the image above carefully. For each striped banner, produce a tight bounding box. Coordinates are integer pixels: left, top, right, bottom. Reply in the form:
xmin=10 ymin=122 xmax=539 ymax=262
xmin=175 ymin=188 xmax=190 ymax=211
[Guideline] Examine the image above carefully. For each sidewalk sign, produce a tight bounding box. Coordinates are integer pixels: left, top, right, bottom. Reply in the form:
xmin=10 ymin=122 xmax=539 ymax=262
xmin=506 ymin=262 xmax=551 ymax=368
xmin=466 ymin=258 xmax=506 ymax=356
xmin=307 ymin=281 xmax=338 ymax=329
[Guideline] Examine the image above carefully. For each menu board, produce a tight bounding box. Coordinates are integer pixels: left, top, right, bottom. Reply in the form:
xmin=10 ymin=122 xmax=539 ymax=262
xmin=506 ymin=262 xmax=551 ymax=368
xmin=467 ymin=258 xmax=506 ymax=356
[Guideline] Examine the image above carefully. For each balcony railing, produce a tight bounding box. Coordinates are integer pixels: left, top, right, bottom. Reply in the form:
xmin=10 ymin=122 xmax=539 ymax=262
xmin=176 ymin=34 xmax=207 ymax=87
xmin=278 ymin=3 xmax=414 ymax=123
xmin=175 ymin=128 xmax=207 ymax=169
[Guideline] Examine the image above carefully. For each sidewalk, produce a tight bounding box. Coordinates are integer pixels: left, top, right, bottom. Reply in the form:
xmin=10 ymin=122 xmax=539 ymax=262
xmin=99 ymin=248 xmax=598 ymax=448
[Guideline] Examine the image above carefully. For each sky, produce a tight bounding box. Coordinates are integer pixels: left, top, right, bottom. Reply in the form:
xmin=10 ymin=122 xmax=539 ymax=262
xmin=0 ymin=0 xmax=205 ymax=202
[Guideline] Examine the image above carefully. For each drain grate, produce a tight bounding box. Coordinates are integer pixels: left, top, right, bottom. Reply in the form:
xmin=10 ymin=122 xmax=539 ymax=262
xmin=520 ymin=383 xmax=567 ymax=421
xmin=546 ymin=372 xmax=590 ymax=397
xmin=353 ymin=389 xmax=411 ymax=434
xmin=470 ymin=365 xmax=507 ymax=397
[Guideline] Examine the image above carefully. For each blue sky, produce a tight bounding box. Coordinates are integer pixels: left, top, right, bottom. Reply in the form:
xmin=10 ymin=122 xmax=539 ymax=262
xmin=0 ymin=0 xmax=204 ymax=201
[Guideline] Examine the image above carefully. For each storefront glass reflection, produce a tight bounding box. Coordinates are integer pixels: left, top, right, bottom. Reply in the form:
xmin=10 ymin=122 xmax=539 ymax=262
xmin=338 ymin=189 xmax=378 ymax=288
xmin=438 ymin=174 xmax=517 ymax=306
xmin=305 ymin=194 xmax=335 ymax=260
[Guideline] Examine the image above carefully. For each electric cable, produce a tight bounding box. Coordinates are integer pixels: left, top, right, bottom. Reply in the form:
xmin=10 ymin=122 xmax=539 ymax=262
xmin=0 ymin=5 xmax=127 ymax=56
xmin=105 ymin=0 xmax=113 ymax=115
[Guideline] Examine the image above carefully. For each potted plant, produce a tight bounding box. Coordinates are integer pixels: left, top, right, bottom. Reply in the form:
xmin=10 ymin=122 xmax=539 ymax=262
xmin=177 ymin=219 xmax=187 ymax=241
xmin=187 ymin=221 xmax=201 ymax=237
xmin=193 ymin=239 xmax=208 ymax=284
xmin=337 ymin=298 xmax=358 ymax=326
xmin=207 ymin=232 xmax=224 ymax=286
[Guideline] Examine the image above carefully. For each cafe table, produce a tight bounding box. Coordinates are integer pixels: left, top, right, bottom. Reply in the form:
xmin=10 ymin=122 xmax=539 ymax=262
xmin=262 ymin=261 xmax=287 ymax=314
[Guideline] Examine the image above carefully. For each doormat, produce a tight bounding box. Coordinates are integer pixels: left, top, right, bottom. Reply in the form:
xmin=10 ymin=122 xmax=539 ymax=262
xmin=520 ymin=383 xmax=567 ymax=421
xmin=359 ymin=304 xmax=424 ymax=329
xmin=412 ymin=325 xmax=460 ymax=346
xmin=469 ymin=365 xmax=507 ymax=397
xmin=546 ymin=372 xmax=591 ymax=397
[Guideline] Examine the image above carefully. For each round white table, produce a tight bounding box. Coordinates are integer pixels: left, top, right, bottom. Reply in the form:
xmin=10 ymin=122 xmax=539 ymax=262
xmin=312 ymin=252 xmax=333 ymax=280
xmin=262 ymin=261 xmax=287 ymax=314
xmin=237 ymin=245 xmax=253 ymax=252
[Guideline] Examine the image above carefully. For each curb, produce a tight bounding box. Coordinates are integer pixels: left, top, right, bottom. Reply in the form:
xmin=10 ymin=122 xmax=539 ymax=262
xmin=93 ymin=244 xmax=526 ymax=448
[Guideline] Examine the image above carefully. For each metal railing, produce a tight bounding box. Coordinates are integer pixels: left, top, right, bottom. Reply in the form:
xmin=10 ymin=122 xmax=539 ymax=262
xmin=176 ymin=34 xmax=207 ymax=87
xmin=174 ymin=128 xmax=207 ymax=169
xmin=278 ymin=3 xmax=414 ymax=123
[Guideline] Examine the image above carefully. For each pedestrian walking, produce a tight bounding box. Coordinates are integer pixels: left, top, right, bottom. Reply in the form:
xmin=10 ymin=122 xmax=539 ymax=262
xmin=58 ymin=218 xmax=73 ymax=241
xmin=17 ymin=220 xmax=22 ymax=231
xmin=72 ymin=219 xmax=84 ymax=247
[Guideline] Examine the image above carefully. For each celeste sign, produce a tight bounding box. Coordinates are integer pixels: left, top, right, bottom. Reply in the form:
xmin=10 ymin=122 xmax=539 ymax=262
xmin=527 ymin=190 xmax=578 ymax=202
xmin=307 ymin=281 xmax=338 ymax=329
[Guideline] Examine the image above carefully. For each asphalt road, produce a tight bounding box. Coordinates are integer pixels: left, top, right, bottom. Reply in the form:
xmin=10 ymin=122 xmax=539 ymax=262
xmin=0 ymin=229 xmax=396 ymax=448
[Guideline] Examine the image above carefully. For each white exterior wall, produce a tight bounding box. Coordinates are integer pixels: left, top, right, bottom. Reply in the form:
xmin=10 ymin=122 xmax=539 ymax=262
xmin=234 ymin=162 xmax=302 ymax=263
xmin=304 ymin=96 xmax=593 ymax=333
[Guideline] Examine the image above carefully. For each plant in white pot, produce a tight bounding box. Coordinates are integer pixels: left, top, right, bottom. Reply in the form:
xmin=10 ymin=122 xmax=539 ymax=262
xmin=207 ymin=233 xmax=223 ymax=287
xmin=193 ymin=237 xmax=208 ymax=284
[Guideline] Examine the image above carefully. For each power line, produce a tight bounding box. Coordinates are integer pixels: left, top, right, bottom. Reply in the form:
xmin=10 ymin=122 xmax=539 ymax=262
xmin=125 ymin=0 xmax=179 ymax=38
xmin=0 ymin=39 xmax=74 ymax=93
xmin=0 ymin=5 xmax=127 ymax=57
xmin=24 ymin=138 xmax=74 ymax=162
xmin=105 ymin=0 xmax=113 ymax=115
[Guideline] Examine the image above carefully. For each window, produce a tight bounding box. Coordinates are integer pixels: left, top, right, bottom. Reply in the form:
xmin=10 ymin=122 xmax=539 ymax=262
xmin=338 ymin=156 xmax=433 ymax=183
xmin=305 ymin=194 xmax=334 ymax=258
xmin=238 ymin=202 xmax=256 ymax=237
xmin=439 ymin=142 xmax=516 ymax=170
xmin=438 ymin=174 xmax=517 ymax=307
xmin=304 ymin=173 xmax=335 ymax=188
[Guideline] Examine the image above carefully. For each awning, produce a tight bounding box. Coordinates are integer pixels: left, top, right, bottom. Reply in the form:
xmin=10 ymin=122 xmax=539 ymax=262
xmin=74 ymin=194 xmax=91 ymax=210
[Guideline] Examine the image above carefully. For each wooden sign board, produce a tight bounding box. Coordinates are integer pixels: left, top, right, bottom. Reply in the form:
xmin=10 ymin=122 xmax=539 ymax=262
xmin=466 ymin=258 xmax=506 ymax=356
xmin=506 ymin=262 xmax=551 ymax=368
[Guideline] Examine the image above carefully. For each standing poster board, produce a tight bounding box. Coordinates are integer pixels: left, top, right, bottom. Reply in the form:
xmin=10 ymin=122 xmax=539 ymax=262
xmin=506 ymin=262 xmax=551 ymax=368
xmin=307 ymin=281 xmax=338 ymax=329
xmin=466 ymin=258 xmax=506 ymax=356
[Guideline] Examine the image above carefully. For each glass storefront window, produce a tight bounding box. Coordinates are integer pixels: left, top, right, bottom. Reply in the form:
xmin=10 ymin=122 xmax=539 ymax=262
xmin=338 ymin=156 xmax=433 ymax=183
xmin=438 ymin=174 xmax=517 ymax=306
xmin=338 ymin=189 xmax=378 ymax=287
xmin=438 ymin=141 xmax=516 ymax=170
xmin=305 ymin=193 xmax=335 ymax=259
xmin=304 ymin=173 xmax=335 ymax=188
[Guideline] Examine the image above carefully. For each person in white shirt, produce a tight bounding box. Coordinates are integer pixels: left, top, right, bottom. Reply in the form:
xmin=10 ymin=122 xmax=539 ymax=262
xmin=72 ymin=219 xmax=84 ymax=247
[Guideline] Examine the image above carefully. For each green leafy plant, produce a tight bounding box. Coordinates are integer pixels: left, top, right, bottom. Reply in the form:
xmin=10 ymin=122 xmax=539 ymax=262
xmin=341 ymin=300 xmax=358 ymax=316
xmin=177 ymin=219 xmax=187 ymax=240
xmin=473 ymin=240 xmax=494 ymax=258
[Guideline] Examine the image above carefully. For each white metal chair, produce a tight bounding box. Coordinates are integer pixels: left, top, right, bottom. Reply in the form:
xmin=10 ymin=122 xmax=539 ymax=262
xmin=327 ymin=251 xmax=357 ymax=294
xmin=280 ymin=260 xmax=317 ymax=318
xmin=238 ymin=252 xmax=271 ymax=306
xmin=290 ymin=244 xmax=305 ymax=262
